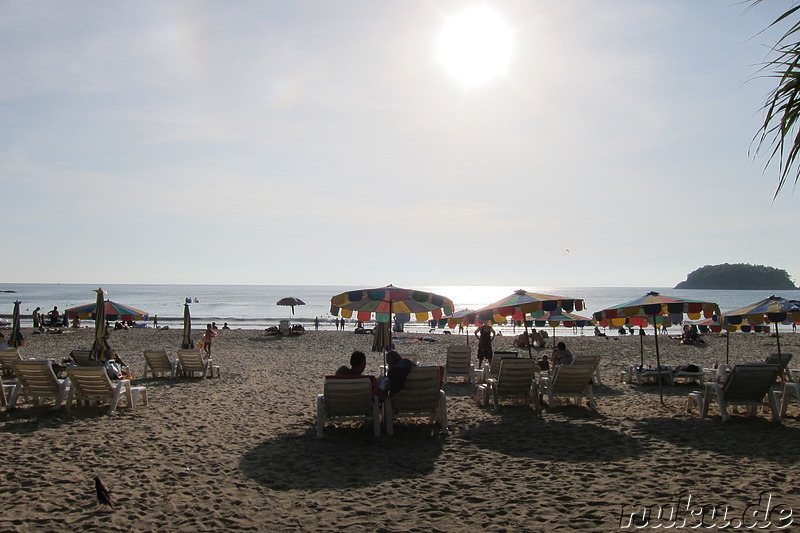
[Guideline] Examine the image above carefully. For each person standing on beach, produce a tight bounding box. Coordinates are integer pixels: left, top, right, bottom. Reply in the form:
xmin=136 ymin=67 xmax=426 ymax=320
xmin=474 ymin=323 xmax=496 ymax=367
xmin=153 ymin=315 xmax=158 ymax=329
xmin=314 ymin=317 xmax=319 ymax=331
xmin=202 ymin=324 xmax=217 ymax=358
xmin=32 ymin=307 xmax=41 ymax=328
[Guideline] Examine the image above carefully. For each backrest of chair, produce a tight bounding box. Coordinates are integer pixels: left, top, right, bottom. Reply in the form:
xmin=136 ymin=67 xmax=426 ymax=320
xmin=11 ymin=360 xmax=60 ymax=394
xmin=764 ymin=353 xmax=793 ymax=370
xmin=550 ymin=365 xmax=594 ymax=393
xmin=724 ymin=364 xmax=780 ymax=401
xmin=71 ymin=350 xmax=102 ymax=366
xmin=496 ymin=359 xmax=536 ymax=393
xmin=323 ymin=377 xmax=375 ymax=416
xmin=0 ymin=348 xmax=22 ymax=374
xmin=446 ymin=345 xmax=471 ymax=373
xmin=279 ymin=320 xmax=290 ymax=334
xmin=391 ymin=366 xmax=442 ymax=411
xmin=489 ymin=352 xmax=518 ymax=375
xmin=66 ymin=367 xmax=114 ymax=397
xmin=177 ymin=349 xmax=205 ymax=371
xmin=144 ymin=350 xmax=172 ymax=371
xmin=571 ymin=355 xmax=600 ymax=369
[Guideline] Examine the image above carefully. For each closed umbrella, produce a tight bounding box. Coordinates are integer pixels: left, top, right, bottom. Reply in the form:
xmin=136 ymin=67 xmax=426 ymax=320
xmin=88 ymin=287 xmax=119 ymax=364
xmin=181 ymin=300 xmax=193 ymax=350
xmin=9 ymin=300 xmax=24 ymax=348
xmin=593 ymin=291 xmax=719 ymax=404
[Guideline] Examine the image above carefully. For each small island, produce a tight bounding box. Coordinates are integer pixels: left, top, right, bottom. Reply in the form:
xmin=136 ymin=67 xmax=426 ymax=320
xmin=675 ymin=263 xmax=798 ymax=290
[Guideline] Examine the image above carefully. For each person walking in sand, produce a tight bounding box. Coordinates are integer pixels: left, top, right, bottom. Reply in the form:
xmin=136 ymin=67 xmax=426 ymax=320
xmin=202 ymin=323 xmax=217 ymax=358
xmin=474 ymin=323 xmax=496 ymax=367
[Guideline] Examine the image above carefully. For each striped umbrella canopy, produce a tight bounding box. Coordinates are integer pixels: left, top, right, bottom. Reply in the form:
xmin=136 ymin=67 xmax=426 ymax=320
xmin=9 ymin=301 xmax=24 ymax=348
xmin=531 ymin=310 xmax=593 ymax=343
xmin=67 ymin=300 xmax=148 ymax=322
xmin=181 ymin=301 xmax=193 ymax=350
xmin=593 ymin=291 xmax=719 ymax=404
xmin=721 ymin=295 xmax=800 ymax=363
xmin=330 ymin=285 xmax=454 ymax=324
xmin=88 ymin=288 xmax=119 ymax=364
xmin=475 ymin=289 xmax=586 ymax=357
xmin=442 ymin=309 xmax=481 ymax=344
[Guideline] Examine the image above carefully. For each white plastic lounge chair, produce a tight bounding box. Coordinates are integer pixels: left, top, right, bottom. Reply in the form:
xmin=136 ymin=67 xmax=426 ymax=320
xmin=316 ymin=376 xmax=380 ymax=439
xmin=571 ymin=354 xmax=603 ymax=386
xmin=7 ymin=360 xmax=71 ymax=410
xmin=483 ymin=358 xmax=539 ymax=411
xmin=701 ymin=363 xmax=780 ymax=422
xmin=279 ymin=320 xmax=292 ymax=336
xmin=478 ymin=351 xmax=518 ymax=384
xmin=764 ymin=353 xmax=793 ymax=381
xmin=142 ymin=349 xmax=178 ymax=379
xmin=65 ymin=366 xmax=147 ymax=415
xmin=70 ymin=349 xmax=102 ymax=366
xmin=1 ymin=376 xmax=17 ymax=407
xmin=539 ymin=364 xmax=596 ymax=410
xmin=780 ymin=382 xmax=800 ymax=417
xmin=671 ymin=364 xmax=705 ymax=386
xmin=0 ymin=348 xmax=22 ymax=377
xmin=444 ymin=345 xmax=473 ymax=384
xmin=177 ymin=349 xmax=220 ymax=379
xmin=385 ymin=366 xmax=447 ymax=436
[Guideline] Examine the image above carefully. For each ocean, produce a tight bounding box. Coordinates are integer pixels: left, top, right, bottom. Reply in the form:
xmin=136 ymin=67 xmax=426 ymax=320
xmin=1 ymin=284 xmax=799 ymax=335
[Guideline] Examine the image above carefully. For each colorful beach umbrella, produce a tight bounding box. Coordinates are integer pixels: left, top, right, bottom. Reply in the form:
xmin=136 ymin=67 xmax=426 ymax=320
xmin=66 ymin=300 xmax=148 ymax=322
xmin=181 ymin=300 xmax=193 ymax=350
xmin=476 ymin=289 xmax=586 ymax=358
xmin=9 ymin=301 xmax=24 ymax=348
xmin=330 ymin=285 xmax=454 ymax=324
xmin=721 ymin=295 xmax=800 ymax=370
xmin=276 ymin=297 xmax=305 ymax=316
xmin=593 ymin=291 xmax=719 ymax=404
xmin=88 ymin=288 xmax=119 ymax=364
xmin=531 ymin=310 xmax=593 ymax=342
xmin=443 ymin=308 xmax=482 ymax=344
xmin=330 ymin=285 xmax=454 ymax=365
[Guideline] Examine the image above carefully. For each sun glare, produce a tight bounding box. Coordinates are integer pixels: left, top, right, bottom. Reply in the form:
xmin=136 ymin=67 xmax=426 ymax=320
xmin=436 ymin=5 xmax=513 ymax=87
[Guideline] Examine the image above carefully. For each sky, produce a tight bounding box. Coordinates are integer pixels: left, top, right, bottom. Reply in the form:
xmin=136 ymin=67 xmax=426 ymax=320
xmin=1 ymin=0 xmax=798 ymax=288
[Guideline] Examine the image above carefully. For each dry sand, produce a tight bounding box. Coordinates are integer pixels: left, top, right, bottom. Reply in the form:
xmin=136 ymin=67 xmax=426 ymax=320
xmin=1 ymin=327 xmax=799 ymax=532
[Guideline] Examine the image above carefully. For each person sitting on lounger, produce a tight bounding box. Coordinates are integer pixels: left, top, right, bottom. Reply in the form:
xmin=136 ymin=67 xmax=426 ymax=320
xmin=550 ymin=342 xmax=573 ymax=368
xmin=381 ymin=350 xmax=416 ymax=395
xmin=594 ymin=326 xmax=606 ymax=337
xmin=336 ymin=351 xmax=367 ymax=376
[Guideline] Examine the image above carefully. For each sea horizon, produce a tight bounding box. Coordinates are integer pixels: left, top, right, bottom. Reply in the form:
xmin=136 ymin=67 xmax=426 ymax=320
xmin=2 ymin=283 xmax=799 ymax=334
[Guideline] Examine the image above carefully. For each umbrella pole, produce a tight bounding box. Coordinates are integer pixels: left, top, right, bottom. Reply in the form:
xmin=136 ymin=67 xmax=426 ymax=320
xmin=726 ymin=328 xmax=730 ymax=365
xmin=639 ymin=327 xmax=644 ymax=367
xmin=524 ymin=320 xmax=532 ymax=358
xmin=654 ymin=320 xmax=664 ymax=406
xmin=776 ymin=323 xmax=784 ymax=383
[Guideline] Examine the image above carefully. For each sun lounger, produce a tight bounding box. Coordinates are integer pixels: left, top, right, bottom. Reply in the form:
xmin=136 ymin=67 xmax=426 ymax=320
xmin=699 ymin=363 xmax=780 ymax=422
xmin=764 ymin=353 xmax=793 ymax=381
xmin=571 ymin=354 xmax=603 ymax=386
xmin=177 ymin=349 xmax=220 ymax=379
xmin=478 ymin=351 xmax=518 ymax=384
xmin=65 ymin=366 xmax=147 ymax=415
xmin=671 ymin=364 xmax=705 ymax=385
xmin=385 ymin=366 xmax=447 ymax=435
xmin=482 ymin=358 xmax=539 ymax=411
xmin=780 ymin=382 xmax=800 ymax=417
xmin=7 ymin=360 xmax=71 ymax=410
xmin=316 ymin=376 xmax=380 ymax=439
xmin=0 ymin=348 xmax=22 ymax=377
xmin=444 ymin=345 xmax=473 ymax=384
xmin=142 ymin=349 xmax=178 ymax=379
xmin=0 ymin=376 xmax=15 ymax=407
xmin=539 ymin=364 xmax=596 ymax=410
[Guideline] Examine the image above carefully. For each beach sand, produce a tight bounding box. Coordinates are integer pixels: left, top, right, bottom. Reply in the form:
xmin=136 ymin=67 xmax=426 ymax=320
xmin=1 ymin=327 xmax=799 ymax=532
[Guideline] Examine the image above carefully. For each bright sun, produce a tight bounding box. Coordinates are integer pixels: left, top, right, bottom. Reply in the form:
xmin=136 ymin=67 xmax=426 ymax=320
xmin=436 ymin=5 xmax=513 ymax=87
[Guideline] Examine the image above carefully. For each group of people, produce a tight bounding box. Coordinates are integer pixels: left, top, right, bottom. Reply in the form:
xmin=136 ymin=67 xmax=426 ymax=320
xmin=472 ymin=322 xmax=575 ymax=372
xmin=333 ymin=318 xmax=348 ymax=331
xmin=31 ymin=306 xmax=66 ymax=329
xmin=334 ymin=350 xmax=416 ymax=399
